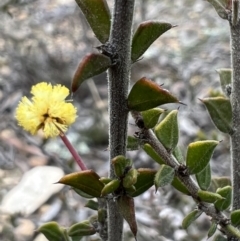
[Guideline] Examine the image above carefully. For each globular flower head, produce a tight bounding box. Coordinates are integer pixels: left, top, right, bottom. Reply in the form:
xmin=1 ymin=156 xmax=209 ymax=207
xmin=16 ymin=82 xmax=77 ymax=138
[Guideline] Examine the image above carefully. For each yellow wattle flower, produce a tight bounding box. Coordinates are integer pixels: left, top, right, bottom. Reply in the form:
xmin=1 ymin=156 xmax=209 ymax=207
xmin=15 ymin=82 xmax=77 ymax=138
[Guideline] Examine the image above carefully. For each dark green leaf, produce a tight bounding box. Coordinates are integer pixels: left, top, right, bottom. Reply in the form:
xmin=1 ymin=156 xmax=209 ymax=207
xmin=200 ymin=97 xmax=232 ymax=134
xmin=143 ymin=143 xmax=165 ymax=165
xmin=186 ymin=140 xmax=219 ymax=175
xmin=72 ymin=53 xmax=111 ymax=92
xmin=85 ymin=200 xmax=99 ymax=210
xmin=112 ymin=155 xmax=132 ymax=178
xmin=173 ymin=146 xmax=185 ymax=164
xmin=75 ymin=0 xmax=111 ymax=43
xmin=171 ymin=176 xmax=190 ymax=195
xmin=68 ymin=220 xmax=96 ymax=237
xmin=128 ymin=77 xmax=180 ymax=111
xmin=131 ymin=21 xmax=173 ymax=62
xmin=58 ymin=170 xmax=104 ymax=198
xmin=155 ymin=110 xmax=179 ymax=151
xmin=231 ymin=210 xmax=240 ymax=227
xmin=127 ymin=136 xmax=141 ymax=151
xmin=208 ymin=221 xmax=218 ymax=239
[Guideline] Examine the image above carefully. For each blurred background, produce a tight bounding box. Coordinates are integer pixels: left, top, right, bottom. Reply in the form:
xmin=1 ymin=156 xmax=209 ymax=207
xmin=0 ymin=0 xmax=231 ymax=240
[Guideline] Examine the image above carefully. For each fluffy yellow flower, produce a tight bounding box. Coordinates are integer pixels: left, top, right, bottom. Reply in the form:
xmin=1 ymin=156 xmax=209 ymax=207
xmin=16 ymin=82 xmax=77 ymax=138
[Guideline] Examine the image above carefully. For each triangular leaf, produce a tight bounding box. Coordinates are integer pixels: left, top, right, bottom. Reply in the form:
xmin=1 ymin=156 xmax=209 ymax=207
xmin=58 ymin=170 xmax=104 ymax=197
xmin=72 ymin=53 xmax=111 ymax=92
xmin=131 ymin=21 xmax=173 ymax=62
xmin=128 ymin=77 xmax=180 ymax=111
xmin=186 ymin=140 xmax=219 ymax=175
xmin=200 ymin=97 xmax=232 ymax=134
xmin=117 ymin=196 xmax=137 ymax=239
xmin=154 ymin=110 xmax=179 ymax=151
xmin=75 ymin=0 xmax=111 ymax=43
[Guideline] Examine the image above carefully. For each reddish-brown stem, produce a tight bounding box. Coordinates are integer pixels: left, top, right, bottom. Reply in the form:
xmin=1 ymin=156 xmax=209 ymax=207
xmin=59 ymin=133 xmax=88 ymax=170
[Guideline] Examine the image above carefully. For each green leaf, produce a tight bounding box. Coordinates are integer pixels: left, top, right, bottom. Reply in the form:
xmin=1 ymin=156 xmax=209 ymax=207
xmin=186 ymin=140 xmax=219 ymax=175
xmin=58 ymin=170 xmax=104 ymax=198
xmin=38 ymin=222 xmax=65 ymax=241
xmin=206 ymin=0 xmax=229 ymax=19
xmin=75 ymin=0 xmax=111 ymax=43
xmin=214 ymin=186 xmax=232 ymax=211
xmin=171 ymin=176 xmax=190 ymax=195
xmin=208 ymin=221 xmax=218 ymax=239
xmin=198 ymin=190 xmax=224 ymax=203
xmin=112 ymin=155 xmax=132 ymax=178
xmin=72 ymin=188 xmax=94 ymax=199
xmin=231 ymin=210 xmax=240 ymax=227
xmin=127 ymin=136 xmax=141 ymax=151
xmin=68 ymin=220 xmax=96 ymax=237
xmin=154 ymin=165 xmax=175 ymax=191
xmin=155 ymin=110 xmax=179 ymax=151
xmin=128 ymin=77 xmax=180 ymax=111
xmin=216 ymin=68 xmax=232 ymax=95
xmin=196 ymin=163 xmax=211 ymax=190
xmin=143 ymin=143 xmax=165 ymax=165
xmin=200 ymin=97 xmax=233 ymax=134
xmin=131 ymin=21 xmax=173 ymax=62
xmin=117 ymin=195 xmax=137 ymax=239
xmin=173 ymin=146 xmax=185 ymax=164
xmin=128 ymin=168 xmax=157 ymax=197
xmin=211 ymin=176 xmax=231 ymax=192
xmin=141 ymin=108 xmax=165 ymax=129
xmin=72 ymin=53 xmax=111 ymax=92
xmin=85 ymin=200 xmax=99 ymax=211
xmin=123 ymin=169 xmax=138 ymax=189
xmin=182 ymin=210 xmax=202 ymax=229
xmin=101 ymin=179 xmax=121 ymax=196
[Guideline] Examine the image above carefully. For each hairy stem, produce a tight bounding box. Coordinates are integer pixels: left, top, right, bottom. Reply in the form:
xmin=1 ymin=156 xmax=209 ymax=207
xmin=107 ymin=0 xmax=135 ymax=240
xmin=230 ymin=12 xmax=240 ymax=241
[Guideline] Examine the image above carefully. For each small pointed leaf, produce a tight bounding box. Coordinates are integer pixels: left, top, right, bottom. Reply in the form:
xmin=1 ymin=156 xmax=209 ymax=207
xmin=38 ymin=222 xmax=65 ymax=241
xmin=75 ymin=0 xmax=111 ymax=43
xmin=198 ymin=190 xmax=224 ymax=203
xmin=117 ymin=196 xmax=137 ymax=239
xmin=128 ymin=168 xmax=157 ymax=197
xmin=154 ymin=165 xmax=175 ymax=191
xmin=155 ymin=110 xmax=179 ymax=151
xmin=196 ymin=163 xmax=211 ymax=190
xmin=101 ymin=179 xmax=121 ymax=196
xmin=72 ymin=53 xmax=111 ymax=92
xmin=186 ymin=140 xmax=219 ymax=175
xmin=200 ymin=97 xmax=232 ymax=134
xmin=68 ymin=220 xmax=96 ymax=237
xmin=173 ymin=146 xmax=185 ymax=164
xmin=182 ymin=210 xmax=203 ymax=229
xmin=206 ymin=0 xmax=229 ymax=19
xmin=231 ymin=210 xmax=240 ymax=227
xmin=208 ymin=221 xmax=218 ymax=239
xmin=131 ymin=21 xmax=173 ymax=62
xmin=128 ymin=77 xmax=180 ymax=111
xmin=141 ymin=108 xmax=165 ymax=129
xmin=143 ymin=143 xmax=165 ymax=165
xmin=214 ymin=186 xmax=232 ymax=211
xmin=58 ymin=170 xmax=104 ymax=198
xmin=216 ymin=68 xmax=232 ymax=95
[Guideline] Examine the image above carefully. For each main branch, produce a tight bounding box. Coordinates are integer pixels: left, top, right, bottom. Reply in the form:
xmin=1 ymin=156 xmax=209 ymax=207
xmin=107 ymin=0 xmax=135 ymax=241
